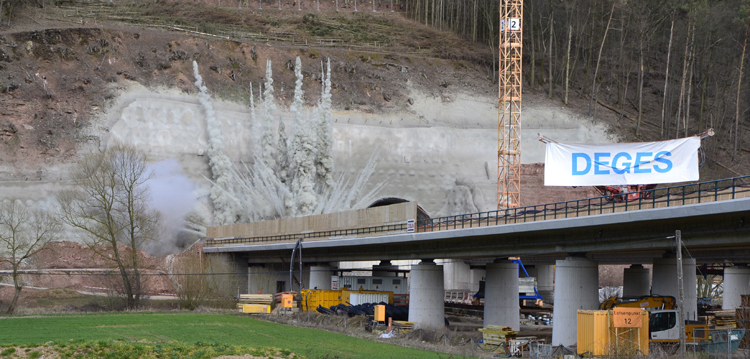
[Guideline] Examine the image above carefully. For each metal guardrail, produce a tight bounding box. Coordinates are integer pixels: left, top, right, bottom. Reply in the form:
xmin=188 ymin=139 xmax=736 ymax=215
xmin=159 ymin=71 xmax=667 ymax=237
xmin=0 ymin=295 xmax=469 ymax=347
xmin=207 ymin=175 xmax=750 ymax=247
xmin=419 ymin=175 xmax=750 ymax=232
xmin=208 ymin=223 xmax=408 ymax=245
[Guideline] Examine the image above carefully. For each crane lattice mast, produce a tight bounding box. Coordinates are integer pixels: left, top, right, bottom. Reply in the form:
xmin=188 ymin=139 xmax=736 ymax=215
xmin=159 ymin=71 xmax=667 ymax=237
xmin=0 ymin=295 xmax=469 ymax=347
xmin=497 ymin=0 xmax=523 ymax=210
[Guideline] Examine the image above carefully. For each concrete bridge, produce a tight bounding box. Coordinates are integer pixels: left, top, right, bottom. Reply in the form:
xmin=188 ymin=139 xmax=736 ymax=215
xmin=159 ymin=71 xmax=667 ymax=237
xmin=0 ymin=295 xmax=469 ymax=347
xmin=205 ymin=176 xmax=750 ymax=346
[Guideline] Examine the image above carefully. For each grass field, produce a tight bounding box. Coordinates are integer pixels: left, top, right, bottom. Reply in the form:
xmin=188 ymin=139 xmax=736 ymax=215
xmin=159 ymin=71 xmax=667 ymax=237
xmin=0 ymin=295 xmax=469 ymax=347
xmin=0 ymin=312 xmax=466 ymax=358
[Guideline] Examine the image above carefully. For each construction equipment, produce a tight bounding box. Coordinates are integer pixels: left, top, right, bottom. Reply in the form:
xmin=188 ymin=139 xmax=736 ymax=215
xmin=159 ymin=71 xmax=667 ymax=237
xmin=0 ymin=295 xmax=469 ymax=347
xmin=497 ymin=0 xmax=523 ymax=210
xmin=600 ymin=294 xmax=745 ymax=349
xmin=599 ymin=295 xmax=676 ymax=311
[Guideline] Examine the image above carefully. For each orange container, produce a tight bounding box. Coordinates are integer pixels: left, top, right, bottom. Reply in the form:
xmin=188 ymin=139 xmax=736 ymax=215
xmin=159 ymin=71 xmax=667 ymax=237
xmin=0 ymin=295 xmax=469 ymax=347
xmin=374 ymin=305 xmax=386 ymax=322
xmin=281 ymin=293 xmax=294 ymax=308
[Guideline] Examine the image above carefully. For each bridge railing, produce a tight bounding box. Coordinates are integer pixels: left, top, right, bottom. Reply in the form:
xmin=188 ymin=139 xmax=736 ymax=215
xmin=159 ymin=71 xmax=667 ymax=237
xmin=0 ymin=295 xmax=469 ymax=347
xmin=417 ymin=175 xmax=750 ymax=232
xmin=206 ymin=176 xmax=750 ymax=246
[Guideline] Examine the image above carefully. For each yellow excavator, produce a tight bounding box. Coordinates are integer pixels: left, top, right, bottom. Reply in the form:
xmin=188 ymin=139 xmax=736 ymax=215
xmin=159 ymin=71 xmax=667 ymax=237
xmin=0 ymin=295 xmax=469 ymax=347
xmin=599 ymin=295 xmax=676 ymax=311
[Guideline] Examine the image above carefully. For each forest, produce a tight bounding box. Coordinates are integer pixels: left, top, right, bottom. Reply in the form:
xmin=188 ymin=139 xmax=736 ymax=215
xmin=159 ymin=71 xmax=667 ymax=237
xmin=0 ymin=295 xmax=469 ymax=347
xmin=402 ymin=0 xmax=750 ymax=168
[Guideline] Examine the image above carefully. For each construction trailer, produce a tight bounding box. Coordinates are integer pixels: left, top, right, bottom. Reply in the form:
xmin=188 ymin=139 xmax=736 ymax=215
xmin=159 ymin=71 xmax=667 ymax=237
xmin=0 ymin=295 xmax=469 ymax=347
xmin=333 ymin=275 xmax=408 ymax=295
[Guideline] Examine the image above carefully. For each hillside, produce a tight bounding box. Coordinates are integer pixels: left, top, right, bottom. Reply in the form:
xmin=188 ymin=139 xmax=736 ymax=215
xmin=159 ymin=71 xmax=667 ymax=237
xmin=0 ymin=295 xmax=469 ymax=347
xmin=0 ymin=0 xmax=742 ymax=317
xmin=0 ymin=0 xmax=745 ymax=235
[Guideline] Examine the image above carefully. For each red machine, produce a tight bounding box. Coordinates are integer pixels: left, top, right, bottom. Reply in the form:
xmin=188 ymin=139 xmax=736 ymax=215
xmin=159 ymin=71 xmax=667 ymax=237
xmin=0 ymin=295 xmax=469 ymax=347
xmin=593 ymin=184 xmax=658 ymax=202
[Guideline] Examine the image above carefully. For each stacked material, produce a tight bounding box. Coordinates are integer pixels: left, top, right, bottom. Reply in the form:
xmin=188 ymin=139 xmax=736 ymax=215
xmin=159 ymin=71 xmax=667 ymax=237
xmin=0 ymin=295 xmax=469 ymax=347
xmin=238 ymin=294 xmax=274 ymax=314
xmin=478 ymin=325 xmax=518 ymax=350
xmin=713 ymin=310 xmax=738 ymax=329
xmin=239 ymin=294 xmax=274 ymax=305
xmin=392 ymin=321 xmax=414 ymax=333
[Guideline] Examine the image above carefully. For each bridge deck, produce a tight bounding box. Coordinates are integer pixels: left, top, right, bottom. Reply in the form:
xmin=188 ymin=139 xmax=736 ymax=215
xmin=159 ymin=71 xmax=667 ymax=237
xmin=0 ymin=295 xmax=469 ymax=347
xmin=205 ymin=176 xmax=750 ymax=248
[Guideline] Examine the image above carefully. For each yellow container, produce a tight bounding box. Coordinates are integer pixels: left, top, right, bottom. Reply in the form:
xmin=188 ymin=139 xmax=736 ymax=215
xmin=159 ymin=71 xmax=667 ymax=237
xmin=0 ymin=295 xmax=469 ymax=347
xmin=241 ymin=304 xmax=271 ymax=314
xmin=281 ymin=293 xmax=294 ymax=308
xmin=577 ymin=310 xmax=650 ymax=357
xmin=300 ymin=289 xmax=343 ymax=311
xmin=374 ymin=305 xmax=386 ymax=322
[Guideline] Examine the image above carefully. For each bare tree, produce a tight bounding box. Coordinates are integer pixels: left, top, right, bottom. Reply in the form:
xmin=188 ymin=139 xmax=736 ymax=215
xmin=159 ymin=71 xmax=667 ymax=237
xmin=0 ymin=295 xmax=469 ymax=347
xmin=736 ymin=23 xmax=749 ymax=161
xmin=57 ymin=144 xmax=163 ymax=309
xmin=170 ymin=251 xmax=242 ymax=310
xmin=171 ymin=251 xmax=211 ymax=310
xmin=588 ymin=2 xmax=615 ymax=118
xmin=0 ymin=200 xmax=60 ymax=314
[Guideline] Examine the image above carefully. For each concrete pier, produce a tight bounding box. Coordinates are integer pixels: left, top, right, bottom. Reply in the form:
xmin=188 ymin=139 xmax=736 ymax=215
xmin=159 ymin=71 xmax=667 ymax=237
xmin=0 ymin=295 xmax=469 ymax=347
xmin=723 ymin=266 xmax=750 ymax=310
xmin=623 ymin=264 xmax=651 ymax=297
xmin=652 ymin=257 xmax=698 ymax=321
xmin=372 ymin=260 xmax=399 ymax=277
xmin=309 ymin=265 xmax=333 ymax=290
xmin=248 ymin=264 xmax=280 ymax=294
xmin=442 ymin=259 xmax=472 ymax=290
xmin=527 ymin=264 xmax=554 ymax=302
xmin=551 ymin=257 xmax=599 ymax=346
xmin=484 ymin=260 xmax=520 ymax=330
xmin=408 ymin=259 xmax=445 ymax=329
xmin=470 ymin=268 xmax=486 ymax=293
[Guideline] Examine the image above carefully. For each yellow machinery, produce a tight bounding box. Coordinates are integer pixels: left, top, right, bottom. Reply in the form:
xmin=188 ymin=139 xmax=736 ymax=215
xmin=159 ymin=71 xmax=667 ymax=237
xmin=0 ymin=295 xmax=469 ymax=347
xmin=599 ymin=295 xmax=676 ymax=311
xmin=597 ymin=295 xmax=744 ymax=349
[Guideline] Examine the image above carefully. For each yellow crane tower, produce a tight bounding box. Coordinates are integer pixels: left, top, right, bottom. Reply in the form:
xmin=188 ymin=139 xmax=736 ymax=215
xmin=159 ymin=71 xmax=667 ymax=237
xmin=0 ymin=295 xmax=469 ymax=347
xmin=497 ymin=0 xmax=523 ymax=210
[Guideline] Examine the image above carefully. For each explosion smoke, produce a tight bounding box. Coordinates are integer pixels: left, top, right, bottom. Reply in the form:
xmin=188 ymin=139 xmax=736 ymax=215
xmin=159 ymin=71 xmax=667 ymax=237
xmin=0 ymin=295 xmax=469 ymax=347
xmin=193 ymin=57 xmax=385 ymax=227
xmin=193 ymin=61 xmax=240 ymax=226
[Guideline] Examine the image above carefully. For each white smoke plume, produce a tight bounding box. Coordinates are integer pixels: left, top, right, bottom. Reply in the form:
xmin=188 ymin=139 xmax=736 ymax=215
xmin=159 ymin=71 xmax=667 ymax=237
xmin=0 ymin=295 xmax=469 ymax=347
xmin=316 ymin=58 xmax=335 ymax=193
xmin=249 ymin=82 xmax=257 ymax=128
xmin=193 ymin=61 xmax=240 ymax=225
xmin=143 ymin=159 xmax=198 ymax=256
xmin=194 ymin=57 xmax=386 ymax=227
xmin=289 ymin=58 xmax=318 ymax=216
xmin=277 ymin=120 xmax=290 ymax=184
xmin=260 ymin=60 xmax=278 ymax=174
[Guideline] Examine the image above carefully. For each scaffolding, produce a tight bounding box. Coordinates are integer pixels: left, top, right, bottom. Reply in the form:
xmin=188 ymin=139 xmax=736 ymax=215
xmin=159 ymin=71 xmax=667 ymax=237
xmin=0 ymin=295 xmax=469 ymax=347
xmin=497 ymin=0 xmax=523 ymax=210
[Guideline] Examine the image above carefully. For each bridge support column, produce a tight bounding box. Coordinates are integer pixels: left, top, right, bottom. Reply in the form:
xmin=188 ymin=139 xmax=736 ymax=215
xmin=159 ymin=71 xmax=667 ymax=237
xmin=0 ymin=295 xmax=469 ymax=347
xmin=652 ymin=257 xmax=698 ymax=321
xmin=442 ymin=259 xmax=472 ymax=290
xmin=623 ymin=264 xmax=650 ymax=297
xmin=484 ymin=260 xmax=519 ymax=330
xmin=248 ymin=264 xmax=276 ymax=294
xmin=527 ymin=264 xmax=554 ymax=303
xmin=372 ymin=260 xmax=398 ymax=277
xmin=309 ymin=265 xmax=333 ymax=290
xmin=408 ymin=259 xmax=445 ymax=329
xmin=722 ymin=266 xmax=750 ymax=310
xmin=551 ymin=257 xmax=599 ymax=347
xmin=470 ymin=268 xmax=486 ymax=293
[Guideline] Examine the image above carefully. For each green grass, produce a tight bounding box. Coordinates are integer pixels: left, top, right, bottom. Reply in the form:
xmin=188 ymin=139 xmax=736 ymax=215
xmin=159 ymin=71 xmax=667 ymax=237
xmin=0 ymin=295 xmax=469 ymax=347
xmin=0 ymin=313 xmax=455 ymax=358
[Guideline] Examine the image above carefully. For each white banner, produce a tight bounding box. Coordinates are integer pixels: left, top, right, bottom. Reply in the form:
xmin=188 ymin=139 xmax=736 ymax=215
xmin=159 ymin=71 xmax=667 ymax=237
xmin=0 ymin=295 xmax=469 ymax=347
xmin=544 ymin=137 xmax=701 ymax=186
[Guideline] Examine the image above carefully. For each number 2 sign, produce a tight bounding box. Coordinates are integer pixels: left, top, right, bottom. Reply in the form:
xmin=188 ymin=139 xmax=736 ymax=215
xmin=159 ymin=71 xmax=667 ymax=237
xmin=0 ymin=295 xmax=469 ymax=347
xmin=501 ymin=18 xmax=521 ymax=32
